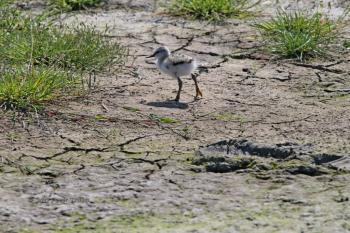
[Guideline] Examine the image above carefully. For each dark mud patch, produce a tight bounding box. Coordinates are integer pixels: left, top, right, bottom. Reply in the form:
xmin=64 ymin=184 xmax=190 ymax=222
xmin=193 ymin=139 xmax=350 ymax=176
xmin=146 ymin=100 xmax=189 ymax=109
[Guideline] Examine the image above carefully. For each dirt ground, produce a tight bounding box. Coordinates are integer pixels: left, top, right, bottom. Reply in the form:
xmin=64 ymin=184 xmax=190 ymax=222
xmin=1 ymin=0 xmax=350 ymax=232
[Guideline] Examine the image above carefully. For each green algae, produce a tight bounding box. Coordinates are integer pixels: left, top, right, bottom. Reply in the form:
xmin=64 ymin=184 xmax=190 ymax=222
xmin=214 ymin=112 xmax=247 ymax=123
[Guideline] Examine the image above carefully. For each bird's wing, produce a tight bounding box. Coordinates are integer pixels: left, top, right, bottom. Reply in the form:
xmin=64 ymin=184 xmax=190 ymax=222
xmin=168 ymin=54 xmax=194 ymax=66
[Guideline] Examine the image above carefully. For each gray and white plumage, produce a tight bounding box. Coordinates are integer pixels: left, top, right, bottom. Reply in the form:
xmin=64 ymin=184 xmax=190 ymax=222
xmin=147 ymin=46 xmax=202 ymax=102
xmin=148 ymin=46 xmax=197 ymax=78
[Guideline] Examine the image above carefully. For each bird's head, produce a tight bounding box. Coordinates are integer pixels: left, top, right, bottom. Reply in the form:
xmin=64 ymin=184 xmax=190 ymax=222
xmin=147 ymin=46 xmax=170 ymax=60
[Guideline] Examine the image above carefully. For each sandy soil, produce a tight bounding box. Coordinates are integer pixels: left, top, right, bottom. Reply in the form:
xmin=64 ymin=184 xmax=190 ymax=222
xmin=0 ymin=0 xmax=350 ymax=232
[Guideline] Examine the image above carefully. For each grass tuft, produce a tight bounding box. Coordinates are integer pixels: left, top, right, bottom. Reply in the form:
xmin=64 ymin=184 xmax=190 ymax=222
xmin=149 ymin=114 xmax=180 ymax=124
xmin=170 ymin=0 xmax=258 ymax=21
xmin=254 ymin=10 xmax=337 ymax=61
xmin=0 ymin=19 xmax=125 ymax=73
xmin=50 ymin=0 xmax=103 ymax=11
xmin=0 ymin=5 xmax=126 ymax=110
xmin=344 ymin=40 xmax=350 ymax=49
xmin=0 ymin=67 xmax=76 ymax=110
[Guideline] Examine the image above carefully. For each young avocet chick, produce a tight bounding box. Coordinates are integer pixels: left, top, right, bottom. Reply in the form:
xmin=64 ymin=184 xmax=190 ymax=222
xmin=147 ymin=46 xmax=202 ymax=102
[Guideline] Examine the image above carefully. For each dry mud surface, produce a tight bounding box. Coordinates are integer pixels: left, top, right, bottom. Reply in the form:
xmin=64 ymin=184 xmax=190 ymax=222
xmin=1 ymin=0 xmax=350 ymax=232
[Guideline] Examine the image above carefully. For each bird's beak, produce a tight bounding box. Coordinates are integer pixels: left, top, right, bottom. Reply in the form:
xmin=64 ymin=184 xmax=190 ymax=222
xmin=146 ymin=52 xmax=156 ymax=58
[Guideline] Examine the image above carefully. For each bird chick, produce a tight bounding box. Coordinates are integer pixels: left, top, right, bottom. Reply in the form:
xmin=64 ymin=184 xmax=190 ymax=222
xmin=147 ymin=46 xmax=202 ymax=102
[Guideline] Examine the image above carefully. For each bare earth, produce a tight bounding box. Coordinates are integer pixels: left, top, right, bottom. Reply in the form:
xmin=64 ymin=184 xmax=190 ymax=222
xmin=0 ymin=0 xmax=350 ymax=232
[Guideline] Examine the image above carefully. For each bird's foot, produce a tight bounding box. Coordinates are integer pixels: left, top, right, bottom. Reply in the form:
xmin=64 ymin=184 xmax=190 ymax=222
xmin=174 ymin=95 xmax=180 ymax=102
xmin=194 ymin=90 xmax=203 ymax=101
xmin=194 ymin=96 xmax=202 ymax=101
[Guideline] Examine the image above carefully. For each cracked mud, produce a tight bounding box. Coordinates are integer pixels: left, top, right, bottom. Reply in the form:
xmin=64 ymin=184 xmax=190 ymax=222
xmin=0 ymin=0 xmax=350 ymax=232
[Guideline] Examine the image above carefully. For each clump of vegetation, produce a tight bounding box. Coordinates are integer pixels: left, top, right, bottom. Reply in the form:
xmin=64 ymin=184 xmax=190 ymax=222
xmin=0 ymin=4 xmax=126 ymax=110
xmin=0 ymin=68 xmax=76 ymax=110
xmin=0 ymin=20 xmax=125 ymax=73
xmin=149 ymin=114 xmax=180 ymax=124
xmin=51 ymin=0 xmax=103 ymax=11
xmin=255 ymin=10 xmax=337 ymax=61
xmin=344 ymin=40 xmax=350 ymax=49
xmin=170 ymin=0 xmax=258 ymax=21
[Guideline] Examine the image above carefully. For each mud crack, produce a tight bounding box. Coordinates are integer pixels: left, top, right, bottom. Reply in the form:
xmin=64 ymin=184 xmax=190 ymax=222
xmin=291 ymin=62 xmax=348 ymax=74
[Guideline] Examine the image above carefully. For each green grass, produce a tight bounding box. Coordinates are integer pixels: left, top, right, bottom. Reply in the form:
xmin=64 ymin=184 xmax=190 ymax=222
xmin=214 ymin=112 xmax=246 ymax=123
xmin=170 ymin=0 xmax=258 ymax=21
xmin=344 ymin=40 xmax=350 ymax=48
xmin=123 ymin=106 xmax=141 ymax=112
xmin=0 ymin=5 xmax=126 ymax=110
xmin=0 ymin=68 xmax=75 ymax=110
xmin=255 ymin=10 xmax=337 ymax=61
xmin=0 ymin=17 xmax=125 ymax=73
xmin=149 ymin=114 xmax=180 ymax=124
xmin=50 ymin=0 xmax=103 ymax=11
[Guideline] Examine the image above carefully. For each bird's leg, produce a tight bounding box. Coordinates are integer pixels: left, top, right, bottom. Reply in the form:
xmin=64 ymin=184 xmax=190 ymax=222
xmin=191 ymin=73 xmax=203 ymax=99
xmin=174 ymin=77 xmax=183 ymax=102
